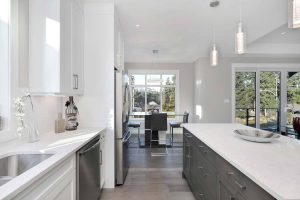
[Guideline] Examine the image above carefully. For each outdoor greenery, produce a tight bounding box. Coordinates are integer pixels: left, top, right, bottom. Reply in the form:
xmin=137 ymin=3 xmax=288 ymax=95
xmin=287 ymin=72 xmax=300 ymax=124
xmin=235 ymin=72 xmax=256 ymax=109
xmin=162 ymin=77 xmax=176 ymax=112
xmin=235 ymin=72 xmax=281 ymax=130
xmin=131 ymin=74 xmax=176 ymax=113
xmin=132 ymin=88 xmax=145 ymax=112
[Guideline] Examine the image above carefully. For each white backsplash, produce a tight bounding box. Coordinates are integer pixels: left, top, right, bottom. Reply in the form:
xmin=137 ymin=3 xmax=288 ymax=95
xmin=0 ymin=96 xmax=64 ymax=144
xmin=31 ymin=96 xmax=65 ymax=134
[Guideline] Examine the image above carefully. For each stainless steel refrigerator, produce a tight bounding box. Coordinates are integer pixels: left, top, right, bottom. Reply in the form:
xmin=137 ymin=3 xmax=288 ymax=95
xmin=115 ymin=68 xmax=131 ymax=185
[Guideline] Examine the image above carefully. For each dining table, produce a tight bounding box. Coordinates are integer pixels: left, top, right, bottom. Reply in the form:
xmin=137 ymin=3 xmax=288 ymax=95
xmin=129 ymin=112 xmax=185 ymax=147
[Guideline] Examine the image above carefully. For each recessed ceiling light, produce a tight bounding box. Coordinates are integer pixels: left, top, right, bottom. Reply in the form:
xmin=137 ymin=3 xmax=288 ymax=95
xmin=280 ymin=31 xmax=287 ymax=35
xmin=152 ymin=50 xmax=159 ymax=54
xmin=135 ymin=24 xmax=141 ymax=28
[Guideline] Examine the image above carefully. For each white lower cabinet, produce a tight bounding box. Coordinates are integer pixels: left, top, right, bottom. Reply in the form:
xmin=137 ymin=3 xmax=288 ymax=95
xmin=13 ymin=155 xmax=76 ymax=200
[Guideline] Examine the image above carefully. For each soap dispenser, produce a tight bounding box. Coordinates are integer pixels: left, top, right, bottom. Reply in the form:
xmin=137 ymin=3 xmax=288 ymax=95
xmin=55 ymin=112 xmax=65 ymax=133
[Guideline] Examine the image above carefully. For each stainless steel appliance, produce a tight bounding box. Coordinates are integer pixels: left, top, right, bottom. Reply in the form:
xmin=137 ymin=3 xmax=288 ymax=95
xmin=115 ymin=68 xmax=131 ymax=185
xmin=76 ymin=135 xmax=102 ymax=200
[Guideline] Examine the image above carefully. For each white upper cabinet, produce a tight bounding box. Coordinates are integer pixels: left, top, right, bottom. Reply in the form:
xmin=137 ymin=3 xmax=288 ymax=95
xmin=28 ymin=0 xmax=84 ymax=95
xmin=114 ymin=13 xmax=124 ymax=71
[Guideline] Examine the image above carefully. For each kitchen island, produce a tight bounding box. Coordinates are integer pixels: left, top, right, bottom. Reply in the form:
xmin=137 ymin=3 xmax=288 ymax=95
xmin=183 ymin=123 xmax=300 ymax=200
xmin=0 ymin=128 xmax=105 ymax=200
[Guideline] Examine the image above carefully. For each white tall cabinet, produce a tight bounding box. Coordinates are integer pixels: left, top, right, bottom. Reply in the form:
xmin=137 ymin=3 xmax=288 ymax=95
xmin=28 ymin=0 xmax=84 ymax=95
xmin=76 ymin=1 xmax=124 ymax=188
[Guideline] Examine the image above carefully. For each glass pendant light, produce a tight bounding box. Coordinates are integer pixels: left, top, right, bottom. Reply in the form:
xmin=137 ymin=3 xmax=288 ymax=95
xmin=209 ymin=1 xmax=219 ymax=66
xmin=210 ymin=22 xmax=219 ymax=66
xmin=235 ymin=0 xmax=246 ymax=54
xmin=210 ymin=44 xmax=218 ymax=66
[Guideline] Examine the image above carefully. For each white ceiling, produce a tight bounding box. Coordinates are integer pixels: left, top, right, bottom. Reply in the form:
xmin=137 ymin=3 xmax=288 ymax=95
xmin=115 ymin=0 xmax=300 ymax=63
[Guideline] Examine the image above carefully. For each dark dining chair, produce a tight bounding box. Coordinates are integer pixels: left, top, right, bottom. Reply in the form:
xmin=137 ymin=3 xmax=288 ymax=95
xmin=150 ymin=113 xmax=168 ymax=156
xmin=169 ymin=111 xmax=189 ymax=146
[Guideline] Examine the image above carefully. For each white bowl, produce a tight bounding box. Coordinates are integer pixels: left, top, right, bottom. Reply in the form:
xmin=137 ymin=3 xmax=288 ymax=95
xmin=234 ymin=129 xmax=280 ymax=143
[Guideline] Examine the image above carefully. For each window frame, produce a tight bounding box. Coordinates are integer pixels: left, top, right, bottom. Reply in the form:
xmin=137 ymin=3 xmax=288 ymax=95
xmin=0 ymin=0 xmax=11 ymax=134
xmin=128 ymin=70 xmax=180 ymax=116
xmin=232 ymin=63 xmax=300 ymax=131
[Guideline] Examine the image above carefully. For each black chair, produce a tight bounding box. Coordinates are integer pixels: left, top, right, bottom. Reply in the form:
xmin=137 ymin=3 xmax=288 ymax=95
xmin=128 ymin=121 xmax=141 ymax=146
xmin=169 ymin=111 xmax=189 ymax=146
xmin=150 ymin=113 xmax=168 ymax=156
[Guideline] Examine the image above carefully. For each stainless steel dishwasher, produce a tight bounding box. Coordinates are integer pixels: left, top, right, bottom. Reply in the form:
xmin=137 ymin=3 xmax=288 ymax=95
xmin=76 ymin=135 xmax=102 ymax=200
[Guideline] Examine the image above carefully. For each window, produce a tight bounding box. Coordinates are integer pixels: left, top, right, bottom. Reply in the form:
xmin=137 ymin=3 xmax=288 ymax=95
xmin=129 ymin=72 xmax=177 ymax=116
xmin=235 ymin=72 xmax=256 ymax=127
xmin=287 ymin=72 xmax=300 ymax=124
xmin=0 ymin=0 xmax=10 ymax=131
xmin=233 ymin=64 xmax=300 ymax=132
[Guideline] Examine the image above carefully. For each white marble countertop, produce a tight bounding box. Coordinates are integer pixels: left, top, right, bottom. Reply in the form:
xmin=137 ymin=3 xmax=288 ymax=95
xmin=0 ymin=128 xmax=105 ymax=200
xmin=183 ymin=123 xmax=300 ymax=200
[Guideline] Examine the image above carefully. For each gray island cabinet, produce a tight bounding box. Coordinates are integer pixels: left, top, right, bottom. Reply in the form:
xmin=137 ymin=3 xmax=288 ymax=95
xmin=183 ymin=128 xmax=275 ymax=200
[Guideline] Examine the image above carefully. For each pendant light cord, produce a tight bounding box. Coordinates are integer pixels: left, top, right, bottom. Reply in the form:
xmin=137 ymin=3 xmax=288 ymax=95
xmin=239 ymin=0 xmax=242 ymax=22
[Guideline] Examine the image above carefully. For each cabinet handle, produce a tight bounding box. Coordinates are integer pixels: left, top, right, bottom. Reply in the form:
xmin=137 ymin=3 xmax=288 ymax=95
xmin=185 ymin=133 xmax=193 ymax=138
xmin=73 ymin=74 xmax=78 ymax=89
xmin=99 ymin=150 xmax=102 ymax=165
xmin=198 ymin=193 xmax=205 ymax=199
xmin=227 ymin=171 xmax=246 ymax=190
xmin=198 ymin=145 xmax=205 ymax=148
xmin=198 ymin=166 xmax=209 ymax=177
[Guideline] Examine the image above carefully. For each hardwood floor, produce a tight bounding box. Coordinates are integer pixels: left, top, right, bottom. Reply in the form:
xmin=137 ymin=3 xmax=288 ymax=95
xmin=101 ymin=135 xmax=195 ymax=200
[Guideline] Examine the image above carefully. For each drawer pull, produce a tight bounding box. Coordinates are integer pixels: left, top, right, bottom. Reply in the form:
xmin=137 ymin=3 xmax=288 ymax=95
xmin=198 ymin=193 xmax=205 ymax=199
xmin=185 ymin=134 xmax=193 ymax=138
xmin=198 ymin=145 xmax=205 ymax=148
xmin=203 ymin=150 xmax=208 ymax=154
xmin=227 ymin=171 xmax=246 ymax=190
xmin=198 ymin=166 xmax=209 ymax=177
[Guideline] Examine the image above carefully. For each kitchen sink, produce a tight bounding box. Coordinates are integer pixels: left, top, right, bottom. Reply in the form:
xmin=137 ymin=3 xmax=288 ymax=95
xmin=0 ymin=153 xmax=53 ymax=186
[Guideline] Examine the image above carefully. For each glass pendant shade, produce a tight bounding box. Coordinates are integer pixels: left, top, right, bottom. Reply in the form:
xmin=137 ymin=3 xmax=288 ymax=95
xmin=235 ymin=22 xmax=246 ymax=54
xmin=210 ymin=44 xmax=218 ymax=66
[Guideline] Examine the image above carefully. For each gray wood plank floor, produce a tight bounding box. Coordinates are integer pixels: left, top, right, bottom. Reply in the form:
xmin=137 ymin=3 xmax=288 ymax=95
xmin=101 ymin=141 xmax=195 ymax=200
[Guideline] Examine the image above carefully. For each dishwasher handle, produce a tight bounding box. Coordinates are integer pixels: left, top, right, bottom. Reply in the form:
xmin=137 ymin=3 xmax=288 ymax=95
xmin=79 ymin=138 xmax=100 ymax=155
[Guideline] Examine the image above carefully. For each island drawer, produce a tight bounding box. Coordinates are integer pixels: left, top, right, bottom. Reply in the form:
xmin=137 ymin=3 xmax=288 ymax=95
xmin=192 ymin=136 xmax=217 ymax=167
xmin=194 ymin=147 xmax=217 ymax=200
xmin=216 ymin=156 xmax=275 ymax=200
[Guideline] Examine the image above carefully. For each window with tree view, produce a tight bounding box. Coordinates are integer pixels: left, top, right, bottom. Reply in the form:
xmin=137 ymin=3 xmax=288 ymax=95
xmin=130 ymin=73 xmax=176 ymax=116
xmin=235 ymin=72 xmax=256 ymax=127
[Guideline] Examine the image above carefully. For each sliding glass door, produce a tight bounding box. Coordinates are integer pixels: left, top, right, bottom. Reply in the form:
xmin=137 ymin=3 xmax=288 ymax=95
xmin=234 ymin=70 xmax=281 ymax=132
xmin=235 ymin=72 xmax=256 ymax=127
xmin=234 ymin=66 xmax=300 ymax=132
xmin=287 ymin=72 xmax=300 ymax=125
xmin=259 ymin=72 xmax=281 ymax=131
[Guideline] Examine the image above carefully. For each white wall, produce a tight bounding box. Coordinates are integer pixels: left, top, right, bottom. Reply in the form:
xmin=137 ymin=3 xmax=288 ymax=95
xmin=76 ymin=1 xmax=115 ymax=188
xmin=193 ymin=57 xmax=300 ymax=123
xmin=125 ymin=62 xmax=195 ymax=122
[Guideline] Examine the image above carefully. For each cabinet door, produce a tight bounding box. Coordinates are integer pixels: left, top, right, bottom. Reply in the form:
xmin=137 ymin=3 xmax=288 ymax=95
xmin=219 ymin=181 xmax=245 ymax=200
xmin=29 ymin=0 xmax=61 ymax=93
xmin=14 ymin=156 xmax=76 ymax=200
xmin=183 ymin=136 xmax=190 ymax=180
xmin=71 ymin=0 xmax=84 ymax=95
xmin=183 ymin=134 xmax=192 ymax=185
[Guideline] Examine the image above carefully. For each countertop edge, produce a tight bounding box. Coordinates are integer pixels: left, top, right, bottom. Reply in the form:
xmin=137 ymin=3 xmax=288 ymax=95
xmin=0 ymin=128 xmax=106 ymax=200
